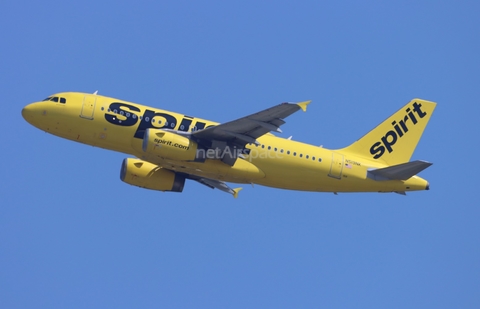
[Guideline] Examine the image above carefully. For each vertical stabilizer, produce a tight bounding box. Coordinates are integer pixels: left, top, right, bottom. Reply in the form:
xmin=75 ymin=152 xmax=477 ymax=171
xmin=340 ymin=99 xmax=436 ymax=165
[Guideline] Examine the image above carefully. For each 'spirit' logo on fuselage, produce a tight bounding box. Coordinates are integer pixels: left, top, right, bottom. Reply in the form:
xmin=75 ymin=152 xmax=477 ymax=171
xmin=370 ymin=102 xmax=427 ymax=159
xmin=104 ymin=102 xmax=215 ymax=138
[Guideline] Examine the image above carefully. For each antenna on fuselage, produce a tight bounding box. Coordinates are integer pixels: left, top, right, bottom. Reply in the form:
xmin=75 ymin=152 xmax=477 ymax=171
xmin=93 ymin=90 xmax=98 ymax=95
xmin=287 ymin=136 xmax=293 ymax=140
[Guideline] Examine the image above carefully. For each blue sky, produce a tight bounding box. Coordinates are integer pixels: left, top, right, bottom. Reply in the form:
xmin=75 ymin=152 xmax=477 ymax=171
xmin=1 ymin=1 xmax=479 ymax=308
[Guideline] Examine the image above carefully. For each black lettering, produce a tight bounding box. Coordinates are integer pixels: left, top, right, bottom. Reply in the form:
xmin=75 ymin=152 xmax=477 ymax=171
xmin=392 ymin=121 xmax=404 ymax=137
xmin=134 ymin=110 xmax=178 ymax=139
xmin=399 ymin=119 xmax=408 ymax=133
xmin=105 ymin=103 xmax=140 ymax=126
xmin=370 ymin=104 xmax=428 ymax=159
xmin=370 ymin=142 xmax=385 ymax=159
xmin=406 ymin=107 xmax=417 ymax=124
xmin=381 ymin=130 xmax=398 ymax=153
xmin=194 ymin=121 xmax=206 ymax=131
xmin=134 ymin=110 xmax=155 ymax=139
xmin=179 ymin=116 xmax=193 ymax=132
xmin=412 ymin=102 xmax=427 ymax=118
xmin=155 ymin=112 xmax=178 ymax=129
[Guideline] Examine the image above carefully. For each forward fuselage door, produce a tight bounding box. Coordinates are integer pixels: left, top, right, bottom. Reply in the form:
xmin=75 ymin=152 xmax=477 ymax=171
xmin=80 ymin=95 xmax=96 ymax=119
xmin=328 ymin=152 xmax=344 ymax=179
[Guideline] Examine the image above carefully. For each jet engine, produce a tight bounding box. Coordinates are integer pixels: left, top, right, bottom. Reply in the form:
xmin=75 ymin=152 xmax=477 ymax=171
xmin=142 ymin=129 xmax=199 ymax=161
xmin=120 ymin=158 xmax=185 ymax=192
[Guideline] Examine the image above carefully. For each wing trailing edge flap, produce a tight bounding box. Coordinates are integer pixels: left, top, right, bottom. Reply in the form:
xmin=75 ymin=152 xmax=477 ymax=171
xmin=189 ymin=176 xmax=242 ymax=198
xmin=367 ymin=160 xmax=432 ymax=181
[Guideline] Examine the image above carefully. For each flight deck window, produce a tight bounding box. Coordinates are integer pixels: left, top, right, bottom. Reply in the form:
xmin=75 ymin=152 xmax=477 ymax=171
xmin=43 ymin=97 xmax=52 ymax=101
xmin=60 ymin=98 xmax=66 ymax=103
xmin=50 ymin=97 xmax=59 ymax=102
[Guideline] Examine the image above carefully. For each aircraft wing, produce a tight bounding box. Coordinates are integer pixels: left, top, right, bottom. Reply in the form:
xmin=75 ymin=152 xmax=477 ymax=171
xmin=192 ymin=101 xmax=310 ymax=146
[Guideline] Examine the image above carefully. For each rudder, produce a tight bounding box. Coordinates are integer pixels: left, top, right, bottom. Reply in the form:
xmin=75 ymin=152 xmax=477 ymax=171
xmin=340 ymin=99 xmax=436 ymax=165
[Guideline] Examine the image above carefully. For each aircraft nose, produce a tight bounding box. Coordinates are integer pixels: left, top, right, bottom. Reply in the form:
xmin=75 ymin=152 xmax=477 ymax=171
xmin=22 ymin=103 xmax=43 ymax=125
xmin=22 ymin=104 xmax=31 ymax=119
xmin=22 ymin=104 xmax=35 ymax=123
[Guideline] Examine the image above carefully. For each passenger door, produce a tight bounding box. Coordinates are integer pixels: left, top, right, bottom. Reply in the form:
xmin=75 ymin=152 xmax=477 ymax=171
xmin=328 ymin=152 xmax=344 ymax=179
xmin=80 ymin=95 xmax=96 ymax=119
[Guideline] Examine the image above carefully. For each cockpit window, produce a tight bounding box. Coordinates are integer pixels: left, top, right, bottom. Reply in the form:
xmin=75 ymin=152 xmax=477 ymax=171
xmin=42 ymin=96 xmax=66 ymax=103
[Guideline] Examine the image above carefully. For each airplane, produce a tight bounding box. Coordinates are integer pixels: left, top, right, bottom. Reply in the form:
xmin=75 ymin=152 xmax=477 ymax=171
xmin=22 ymin=92 xmax=436 ymax=197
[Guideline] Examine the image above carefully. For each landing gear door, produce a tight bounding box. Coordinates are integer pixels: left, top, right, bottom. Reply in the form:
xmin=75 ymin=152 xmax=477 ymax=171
xmin=80 ymin=95 xmax=96 ymax=120
xmin=328 ymin=152 xmax=344 ymax=179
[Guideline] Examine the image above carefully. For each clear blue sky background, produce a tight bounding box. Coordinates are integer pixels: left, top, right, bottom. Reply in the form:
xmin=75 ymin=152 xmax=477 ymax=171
xmin=1 ymin=1 xmax=479 ymax=308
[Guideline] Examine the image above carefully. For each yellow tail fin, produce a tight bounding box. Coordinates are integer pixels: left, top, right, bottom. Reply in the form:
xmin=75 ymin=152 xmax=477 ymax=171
xmin=340 ymin=99 xmax=436 ymax=165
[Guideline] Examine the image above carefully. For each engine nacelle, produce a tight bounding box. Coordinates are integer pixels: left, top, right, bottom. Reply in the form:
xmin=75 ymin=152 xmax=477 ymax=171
xmin=142 ymin=129 xmax=199 ymax=161
xmin=120 ymin=158 xmax=185 ymax=192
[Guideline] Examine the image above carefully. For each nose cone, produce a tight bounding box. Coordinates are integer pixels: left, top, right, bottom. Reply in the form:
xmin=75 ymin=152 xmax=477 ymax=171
xmin=22 ymin=103 xmax=44 ymax=127
xmin=22 ymin=104 xmax=34 ymax=124
xmin=22 ymin=104 xmax=33 ymax=121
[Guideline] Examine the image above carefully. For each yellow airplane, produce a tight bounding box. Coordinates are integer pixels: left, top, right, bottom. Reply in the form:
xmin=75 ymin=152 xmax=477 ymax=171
xmin=22 ymin=92 xmax=436 ymax=197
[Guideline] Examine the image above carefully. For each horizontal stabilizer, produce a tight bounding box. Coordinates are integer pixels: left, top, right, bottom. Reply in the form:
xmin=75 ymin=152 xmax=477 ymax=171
xmin=368 ymin=160 xmax=432 ymax=181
